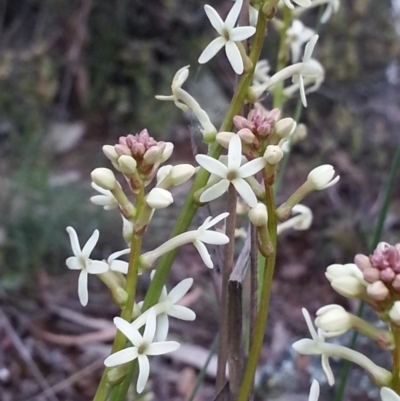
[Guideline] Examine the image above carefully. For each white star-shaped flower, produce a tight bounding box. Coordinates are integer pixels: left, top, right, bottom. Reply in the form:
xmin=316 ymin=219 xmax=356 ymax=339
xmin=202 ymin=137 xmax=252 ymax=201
xmin=104 ymin=309 xmax=180 ymax=393
xmin=90 ymin=182 xmax=118 ymax=210
xmin=196 ymin=135 xmax=266 ymax=207
xmin=66 ymin=227 xmax=109 ymax=306
xmin=134 ymin=274 xmax=196 ymax=341
xmin=198 ymin=0 xmax=256 ymax=74
xmin=287 ymin=20 xmax=316 ymax=63
xmin=292 ymin=308 xmax=335 ymax=385
xmin=281 ymin=0 xmax=311 ymax=9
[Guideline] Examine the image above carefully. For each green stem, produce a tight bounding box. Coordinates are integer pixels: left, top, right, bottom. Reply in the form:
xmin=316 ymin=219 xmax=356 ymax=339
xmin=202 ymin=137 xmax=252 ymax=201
xmin=392 ymin=325 xmax=400 ymax=393
xmin=334 ymin=141 xmax=400 ymax=401
xmin=237 ymin=177 xmax=277 ymax=401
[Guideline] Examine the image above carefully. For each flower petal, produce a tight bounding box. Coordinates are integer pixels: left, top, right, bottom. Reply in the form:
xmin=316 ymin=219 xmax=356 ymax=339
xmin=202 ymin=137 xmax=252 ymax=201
xmin=104 ymin=347 xmax=138 ymax=367
xmin=302 ymin=308 xmax=319 ymax=340
xmin=193 ymin=240 xmax=213 ymax=268
xmin=78 ymin=270 xmax=89 ymax=306
xmin=114 ymin=316 xmax=143 ymax=346
xmin=231 ymin=178 xmax=257 ymax=208
xmin=200 ymin=179 xmax=230 ymax=203
xmin=137 ymin=354 xmax=150 ymax=394
xmin=309 ymin=380 xmax=320 ymax=401
xmin=66 ymin=256 xmax=82 ymax=270
xmin=322 ymin=354 xmax=335 ymax=385
xmin=81 ymin=229 xmax=99 ymax=258
xmin=225 ymin=41 xmax=243 ymax=75
xmin=204 ymin=5 xmax=224 ymax=35
xmin=168 ymin=305 xmax=196 ymax=321
xmin=110 ymin=260 xmax=129 ymax=274
xmin=146 ymin=341 xmax=180 ymax=356
xmin=108 ymin=248 xmax=130 ymax=263
xmin=66 ymin=226 xmax=81 ymax=257
xmin=303 ymin=35 xmax=319 ymax=63
xmin=292 ymin=338 xmax=320 ymax=355
xmin=227 ymin=134 xmax=242 ymax=171
xmin=90 ymin=195 xmax=116 ymax=207
xmin=167 ymin=278 xmax=193 ymax=303
xmin=143 ymin=308 xmax=157 ymax=344
xmin=202 ymin=212 xmax=230 ymax=230
xmin=198 ymin=230 xmax=229 ymax=245
xmin=239 ymin=157 xmax=266 ymax=178
xmin=195 ymin=154 xmax=227 ymax=177
xmin=380 ymin=387 xmax=400 ymax=401
xmin=230 ymin=26 xmax=256 ymax=42
xmin=155 ymin=313 xmax=169 ymax=342
xmin=87 ymin=260 xmax=109 ymax=274
xmin=225 ymin=0 xmax=242 ymax=30
xmin=198 ymin=37 xmax=225 ymax=64
xmin=294 ymin=0 xmax=312 ymax=7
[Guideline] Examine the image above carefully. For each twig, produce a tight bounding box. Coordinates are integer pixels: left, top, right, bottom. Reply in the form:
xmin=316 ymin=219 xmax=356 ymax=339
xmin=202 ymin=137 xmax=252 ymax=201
xmin=249 ymin=224 xmax=258 ymax=346
xmin=0 ymin=307 xmax=60 ymax=401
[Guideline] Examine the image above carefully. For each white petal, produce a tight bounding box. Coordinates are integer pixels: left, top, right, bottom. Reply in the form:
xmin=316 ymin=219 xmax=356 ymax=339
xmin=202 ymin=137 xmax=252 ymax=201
xmin=232 ymin=178 xmax=257 ymax=208
xmin=146 ymin=341 xmax=180 ymax=356
xmin=193 ymin=240 xmax=213 ymax=268
xmin=114 ymin=316 xmax=143 ymax=346
xmin=381 ymin=387 xmax=400 ymax=401
xmin=299 ymin=74 xmax=307 ymax=107
xmin=302 ymin=308 xmax=319 ymax=340
xmin=87 ymin=260 xmax=109 ymax=274
xmin=309 ymin=380 xmax=320 ymax=401
xmin=167 ymin=278 xmax=193 ymax=303
xmin=136 ymin=354 xmax=150 ymax=394
xmin=239 ymin=157 xmax=266 ymax=178
xmin=78 ymin=270 xmax=89 ymax=306
xmin=108 ymin=248 xmax=130 ymax=262
xmin=204 ymin=5 xmax=224 ymax=35
xmin=198 ymin=37 xmax=225 ymax=64
xmin=81 ymin=229 xmax=99 ymax=258
xmin=110 ymin=260 xmax=129 ymax=274
xmin=200 ymin=179 xmax=230 ymax=203
xmin=90 ymin=195 xmax=116 ymax=207
xmin=225 ymin=41 xmax=243 ymax=75
xmin=66 ymin=226 xmax=81 ymax=256
xmin=202 ymin=212 xmax=230 ymax=230
xmin=195 ymin=154 xmax=227 ymax=177
xmin=197 ymin=230 xmax=229 ymax=245
xmin=227 ymin=134 xmax=242 ymax=171
xmin=283 ymin=0 xmax=294 ymax=9
xmin=230 ymin=26 xmax=256 ymax=42
xmin=225 ymin=0 xmax=242 ymax=30
xmin=294 ymin=0 xmax=311 ymax=7
xmin=143 ymin=309 xmax=157 ymax=344
xmin=168 ymin=305 xmax=196 ymax=321
xmin=292 ymin=338 xmax=320 ymax=355
xmin=155 ymin=314 xmax=169 ymax=342
xmin=322 ymin=354 xmax=335 ymax=385
xmin=104 ymin=347 xmax=138 ymax=367
xmin=66 ymin=256 xmax=82 ymax=270
xmin=303 ymin=35 xmax=319 ymax=62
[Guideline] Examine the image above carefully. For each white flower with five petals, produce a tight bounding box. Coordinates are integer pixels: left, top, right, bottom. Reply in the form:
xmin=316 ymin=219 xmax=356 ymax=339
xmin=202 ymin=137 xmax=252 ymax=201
xmin=66 ymin=227 xmax=109 ymax=306
xmin=104 ymin=309 xmax=180 ymax=393
xmin=134 ymin=274 xmax=196 ymax=341
xmin=198 ymin=0 xmax=256 ymax=74
xmin=196 ymin=135 xmax=266 ymax=208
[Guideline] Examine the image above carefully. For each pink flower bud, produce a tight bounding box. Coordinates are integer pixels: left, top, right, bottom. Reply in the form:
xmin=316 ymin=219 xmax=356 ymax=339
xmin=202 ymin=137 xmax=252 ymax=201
xmin=367 ymin=281 xmax=389 ymax=301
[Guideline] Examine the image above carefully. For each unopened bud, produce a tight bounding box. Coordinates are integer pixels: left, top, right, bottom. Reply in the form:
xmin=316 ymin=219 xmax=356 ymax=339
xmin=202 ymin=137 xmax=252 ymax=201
xmin=331 ymin=276 xmax=365 ymax=298
xmin=325 ymin=263 xmax=364 ymax=282
xmin=118 ymin=155 xmax=137 ymax=175
xmin=156 ymin=165 xmax=173 ymax=185
xmin=143 ymin=147 xmax=161 ymax=165
xmin=216 ymin=131 xmax=235 ymax=148
xmin=355 ymin=253 xmax=373 ymax=271
xmin=307 ymin=165 xmax=340 ymax=190
xmin=91 ymin=168 xmax=117 ymax=190
xmin=248 ymin=203 xmax=268 ymax=227
xmin=170 ymin=164 xmax=196 ymax=186
xmin=274 ymin=118 xmax=296 ymax=139
xmin=315 ymin=304 xmax=352 ymax=337
xmin=238 ymin=128 xmax=256 ymax=144
xmin=160 ymin=142 xmax=174 ymax=163
xmin=103 ymin=145 xmax=119 ymax=162
xmin=264 ymin=145 xmax=284 ymax=165
xmin=367 ymin=281 xmax=389 ymax=301
xmin=146 ymin=188 xmax=173 ymax=209
xmin=293 ymin=123 xmax=307 ymax=141
xmin=389 ymin=301 xmax=400 ymax=325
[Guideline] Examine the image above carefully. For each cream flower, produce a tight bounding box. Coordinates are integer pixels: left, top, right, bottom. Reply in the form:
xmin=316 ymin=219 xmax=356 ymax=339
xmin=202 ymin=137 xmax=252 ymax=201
xmin=198 ymin=0 xmax=256 ymax=74
xmin=307 ymin=164 xmax=340 ymax=190
xmin=104 ymin=309 xmax=180 ymax=393
xmin=196 ymin=135 xmax=266 ymax=207
xmin=66 ymin=227 xmax=109 ymax=306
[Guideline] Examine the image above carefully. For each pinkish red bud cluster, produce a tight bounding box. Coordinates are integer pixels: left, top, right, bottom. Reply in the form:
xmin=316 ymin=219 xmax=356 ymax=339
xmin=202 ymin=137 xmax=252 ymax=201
xmin=115 ymin=130 xmax=160 ymax=162
xmin=355 ymin=242 xmax=400 ymax=301
xmin=233 ymin=108 xmax=280 ymax=159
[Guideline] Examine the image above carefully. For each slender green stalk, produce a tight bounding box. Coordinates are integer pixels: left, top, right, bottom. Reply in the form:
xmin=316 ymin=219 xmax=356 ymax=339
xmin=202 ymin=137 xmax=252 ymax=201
xmin=334 ymin=141 xmax=400 ymax=401
xmin=237 ymin=177 xmax=277 ymax=401
xmin=392 ymin=325 xmax=400 ymax=393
